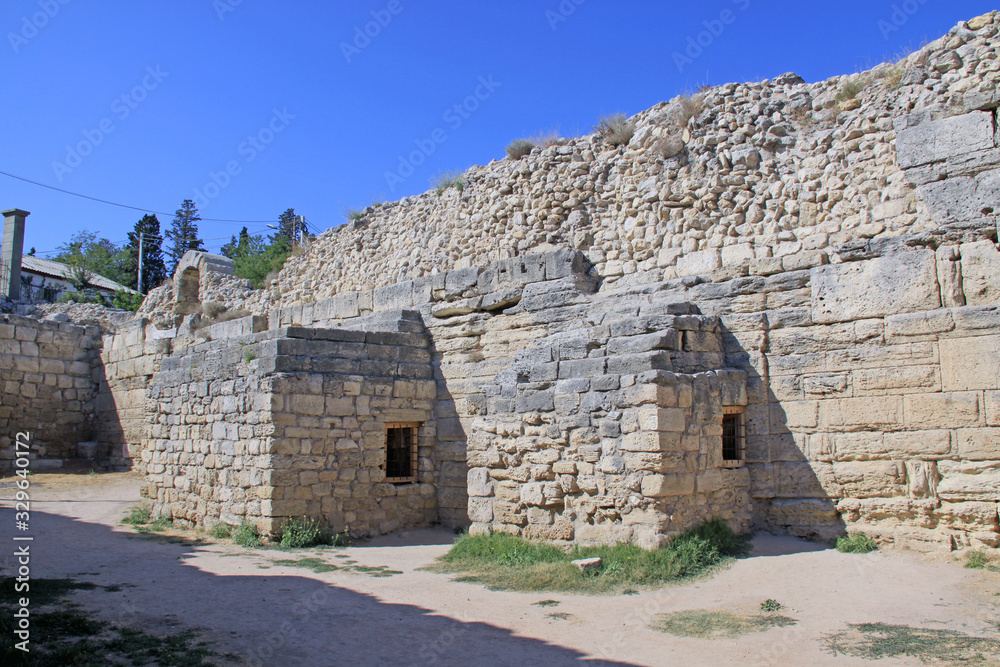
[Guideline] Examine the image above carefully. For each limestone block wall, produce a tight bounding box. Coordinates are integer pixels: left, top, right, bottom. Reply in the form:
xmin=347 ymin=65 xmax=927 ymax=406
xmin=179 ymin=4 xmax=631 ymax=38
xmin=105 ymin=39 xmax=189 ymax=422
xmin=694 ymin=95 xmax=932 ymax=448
xmin=0 ymin=314 xmax=100 ymax=466
xmin=143 ymin=319 xmax=438 ymax=538
xmin=95 ymin=319 xmax=172 ymax=468
xmin=465 ymin=310 xmax=749 ymax=548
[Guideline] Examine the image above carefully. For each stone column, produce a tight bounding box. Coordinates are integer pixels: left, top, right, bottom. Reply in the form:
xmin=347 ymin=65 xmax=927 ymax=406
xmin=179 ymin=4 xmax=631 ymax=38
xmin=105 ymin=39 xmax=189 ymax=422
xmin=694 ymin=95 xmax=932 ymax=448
xmin=1 ymin=209 xmax=29 ymax=301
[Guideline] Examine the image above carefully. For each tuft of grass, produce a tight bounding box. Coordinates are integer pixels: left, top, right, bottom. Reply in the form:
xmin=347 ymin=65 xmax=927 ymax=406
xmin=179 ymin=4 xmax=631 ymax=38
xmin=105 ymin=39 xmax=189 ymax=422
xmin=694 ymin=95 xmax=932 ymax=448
xmin=343 ymin=206 xmax=365 ymax=224
xmin=144 ymin=515 xmax=172 ymax=533
xmin=824 ymin=623 xmax=1000 ymax=662
xmin=121 ymin=504 xmax=152 ymax=526
xmin=433 ymin=519 xmax=747 ymax=594
xmin=271 ymin=558 xmax=401 ymax=577
xmin=836 ymin=532 xmax=878 ymax=554
xmin=760 ymin=599 xmax=783 ymax=612
xmin=244 ymin=350 xmax=256 ymax=363
xmin=965 ymin=549 xmax=1000 ymax=571
xmin=836 ymin=77 xmax=866 ymax=105
xmin=533 ymin=599 xmax=560 ymax=607
xmin=595 ymin=113 xmax=635 ymax=146
xmin=675 ymin=93 xmax=705 ymax=125
xmin=209 ymin=523 xmax=232 ymax=539
xmin=280 ymin=516 xmax=329 ymax=549
xmin=651 ymin=609 xmax=797 ymax=639
xmin=273 ymin=557 xmax=339 ymax=573
xmin=505 ymin=138 xmax=535 ymax=159
xmin=529 ymin=129 xmax=562 ymax=149
xmin=232 ymin=519 xmax=262 ymax=549
xmin=431 ymin=169 xmax=464 ymax=195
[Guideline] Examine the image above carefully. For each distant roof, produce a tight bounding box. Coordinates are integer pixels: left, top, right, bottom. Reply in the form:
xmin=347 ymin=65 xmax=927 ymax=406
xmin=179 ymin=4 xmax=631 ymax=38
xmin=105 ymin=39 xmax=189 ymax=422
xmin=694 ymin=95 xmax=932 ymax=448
xmin=21 ymin=255 xmax=135 ymax=293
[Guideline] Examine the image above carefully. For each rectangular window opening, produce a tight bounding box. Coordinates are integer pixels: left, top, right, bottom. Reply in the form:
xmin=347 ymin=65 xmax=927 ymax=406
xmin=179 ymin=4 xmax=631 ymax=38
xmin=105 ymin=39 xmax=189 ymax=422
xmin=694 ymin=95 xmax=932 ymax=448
xmin=722 ymin=407 xmax=745 ymax=467
xmin=384 ymin=422 xmax=419 ymax=484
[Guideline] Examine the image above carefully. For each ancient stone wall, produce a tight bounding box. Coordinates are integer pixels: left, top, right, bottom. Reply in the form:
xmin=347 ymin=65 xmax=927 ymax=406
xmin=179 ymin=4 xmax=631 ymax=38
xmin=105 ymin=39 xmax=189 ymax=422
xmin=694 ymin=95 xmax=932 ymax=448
xmin=95 ymin=319 xmax=172 ymax=468
xmin=0 ymin=314 xmax=100 ymax=466
xmin=143 ymin=314 xmax=439 ymax=537
xmin=84 ymin=12 xmax=1000 ymax=549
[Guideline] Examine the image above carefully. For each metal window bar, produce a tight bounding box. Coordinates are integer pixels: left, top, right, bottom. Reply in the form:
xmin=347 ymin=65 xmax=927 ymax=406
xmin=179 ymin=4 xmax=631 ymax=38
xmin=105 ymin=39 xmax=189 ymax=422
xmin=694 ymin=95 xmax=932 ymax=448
xmin=384 ymin=423 xmax=419 ymax=483
xmin=722 ymin=409 xmax=745 ymax=464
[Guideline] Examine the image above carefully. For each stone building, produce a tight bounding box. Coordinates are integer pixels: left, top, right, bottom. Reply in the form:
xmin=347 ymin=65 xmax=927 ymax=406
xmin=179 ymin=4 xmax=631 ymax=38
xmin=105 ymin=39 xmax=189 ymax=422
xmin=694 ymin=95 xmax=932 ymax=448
xmin=2 ymin=13 xmax=999 ymax=551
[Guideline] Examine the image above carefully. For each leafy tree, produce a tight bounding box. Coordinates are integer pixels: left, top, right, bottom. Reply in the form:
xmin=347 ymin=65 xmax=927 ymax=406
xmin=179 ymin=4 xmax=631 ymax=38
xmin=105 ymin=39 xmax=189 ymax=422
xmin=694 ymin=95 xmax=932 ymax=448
xmin=112 ymin=289 xmax=145 ymax=311
xmin=53 ymin=230 xmax=129 ymax=287
xmin=165 ymin=199 xmax=205 ymax=274
xmin=222 ymin=229 xmax=292 ymax=288
xmin=221 ymin=226 xmax=253 ymax=259
xmin=121 ymin=214 xmax=167 ymax=293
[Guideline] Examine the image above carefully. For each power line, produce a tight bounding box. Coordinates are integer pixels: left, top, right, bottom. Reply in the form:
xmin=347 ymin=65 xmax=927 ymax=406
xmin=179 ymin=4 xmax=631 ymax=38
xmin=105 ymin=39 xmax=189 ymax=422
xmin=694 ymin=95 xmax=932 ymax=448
xmin=0 ymin=168 xmax=283 ymax=224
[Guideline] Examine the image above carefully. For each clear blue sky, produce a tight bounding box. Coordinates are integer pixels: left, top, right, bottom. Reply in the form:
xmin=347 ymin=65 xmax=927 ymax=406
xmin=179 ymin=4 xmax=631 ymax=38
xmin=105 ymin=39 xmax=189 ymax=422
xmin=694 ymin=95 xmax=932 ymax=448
xmin=1 ymin=0 xmax=993 ymax=257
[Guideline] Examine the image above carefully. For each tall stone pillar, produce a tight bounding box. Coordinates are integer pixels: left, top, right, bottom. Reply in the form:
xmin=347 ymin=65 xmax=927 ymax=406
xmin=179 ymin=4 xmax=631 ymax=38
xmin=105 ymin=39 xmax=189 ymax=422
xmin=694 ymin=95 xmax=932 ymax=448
xmin=1 ymin=209 xmax=29 ymax=301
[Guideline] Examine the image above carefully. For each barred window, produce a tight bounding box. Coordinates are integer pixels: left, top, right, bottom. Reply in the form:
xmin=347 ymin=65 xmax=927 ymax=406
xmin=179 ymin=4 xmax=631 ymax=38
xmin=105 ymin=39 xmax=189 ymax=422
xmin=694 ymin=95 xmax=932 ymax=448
xmin=722 ymin=407 xmax=745 ymax=467
xmin=384 ymin=423 xmax=419 ymax=483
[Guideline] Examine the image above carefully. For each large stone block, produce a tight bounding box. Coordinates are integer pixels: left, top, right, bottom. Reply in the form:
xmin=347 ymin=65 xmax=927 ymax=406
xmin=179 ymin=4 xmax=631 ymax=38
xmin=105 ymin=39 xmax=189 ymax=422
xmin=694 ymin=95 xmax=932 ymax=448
xmin=811 ymin=251 xmax=941 ymax=324
xmin=938 ymin=461 xmax=1000 ymax=501
xmin=903 ymin=391 xmax=981 ymax=429
xmin=832 ymin=461 xmax=907 ymax=498
xmin=819 ymin=396 xmax=903 ymax=431
xmin=959 ymin=241 xmax=1000 ymax=307
xmin=957 ymin=428 xmax=1000 ymax=461
xmin=895 ymin=111 xmax=994 ymax=168
xmin=641 ymin=473 xmax=694 ymax=497
xmin=853 ymin=365 xmax=940 ymax=395
xmin=940 ymin=335 xmax=1000 ymax=391
xmin=834 ymin=430 xmax=952 ymax=461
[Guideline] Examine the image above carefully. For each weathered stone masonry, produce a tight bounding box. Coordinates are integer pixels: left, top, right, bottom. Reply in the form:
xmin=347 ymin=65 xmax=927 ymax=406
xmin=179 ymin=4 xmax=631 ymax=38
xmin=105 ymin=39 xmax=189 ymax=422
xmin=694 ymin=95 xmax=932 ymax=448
xmin=3 ymin=13 xmax=999 ymax=550
xmin=143 ymin=312 xmax=439 ymax=537
xmin=0 ymin=314 xmax=99 ymax=463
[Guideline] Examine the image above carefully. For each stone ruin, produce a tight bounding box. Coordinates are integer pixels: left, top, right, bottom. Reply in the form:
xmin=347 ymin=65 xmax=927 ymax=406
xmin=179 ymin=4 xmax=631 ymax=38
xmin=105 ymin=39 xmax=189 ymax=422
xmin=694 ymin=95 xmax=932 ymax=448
xmin=2 ymin=13 xmax=999 ymax=551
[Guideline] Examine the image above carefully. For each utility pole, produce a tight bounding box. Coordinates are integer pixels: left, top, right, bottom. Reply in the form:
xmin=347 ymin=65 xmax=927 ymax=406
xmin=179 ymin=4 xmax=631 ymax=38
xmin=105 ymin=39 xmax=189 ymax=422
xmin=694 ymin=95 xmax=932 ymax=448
xmin=137 ymin=233 xmax=144 ymax=294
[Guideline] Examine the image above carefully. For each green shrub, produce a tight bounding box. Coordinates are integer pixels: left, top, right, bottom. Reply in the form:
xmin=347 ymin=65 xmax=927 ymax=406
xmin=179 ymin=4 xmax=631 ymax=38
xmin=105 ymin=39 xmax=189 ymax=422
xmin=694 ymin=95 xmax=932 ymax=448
xmin=112 ymin=290 xmax=144 ymax=312
xmin=434 ymin=519 xmax=745 ymax=594
xmin=146 ymin=515 xmax=171 ymax=532
xmin=760 ymin=599 xmax=783 ymax=612
xmin=232 ymin=519 xmax=262 ymax=548
xmin=209 ymin=523 xmax=232 ymax=539
xmin=836 ymin=532 xmax=878 ymax=554
xmin=505 ymin=139 xmax=535 ymax=159
xmin=57 ymin=289 xmax=108 ymax=306
xmin=280 ymin=517 xmax=329 ymax=548
xmin=595 ymin=113 xmax=635 ymax=146
xmin=964 ymin=549 xmax=999 ymax=570
xmin=121 ymin=504 xmax=151 ymax=526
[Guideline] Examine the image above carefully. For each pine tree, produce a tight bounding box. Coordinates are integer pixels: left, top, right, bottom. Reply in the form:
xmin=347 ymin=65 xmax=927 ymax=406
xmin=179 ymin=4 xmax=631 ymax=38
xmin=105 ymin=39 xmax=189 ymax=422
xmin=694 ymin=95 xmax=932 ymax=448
xmin=122 ymin=214 xmax=167 ymax=293
xmin=165 ymin=200 xmax=205 ymax=273
xmin=270 ymin=208 xmax=308 ymax=245
xmin=221 ymin=226 xmax=252 ymax=259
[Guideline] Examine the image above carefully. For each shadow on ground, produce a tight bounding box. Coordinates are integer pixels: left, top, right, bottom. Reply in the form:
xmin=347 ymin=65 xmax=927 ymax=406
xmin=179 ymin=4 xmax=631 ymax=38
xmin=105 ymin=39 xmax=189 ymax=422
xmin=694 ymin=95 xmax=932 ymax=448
xmin=0 ymin=507 xmax=636 ymax=666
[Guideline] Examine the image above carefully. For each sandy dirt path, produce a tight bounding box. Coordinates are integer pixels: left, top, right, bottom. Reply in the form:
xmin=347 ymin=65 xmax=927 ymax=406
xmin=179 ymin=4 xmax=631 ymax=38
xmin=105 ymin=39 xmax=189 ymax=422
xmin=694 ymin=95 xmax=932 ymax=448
xmin=1 ymin=472 xmax=998 ymax=666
